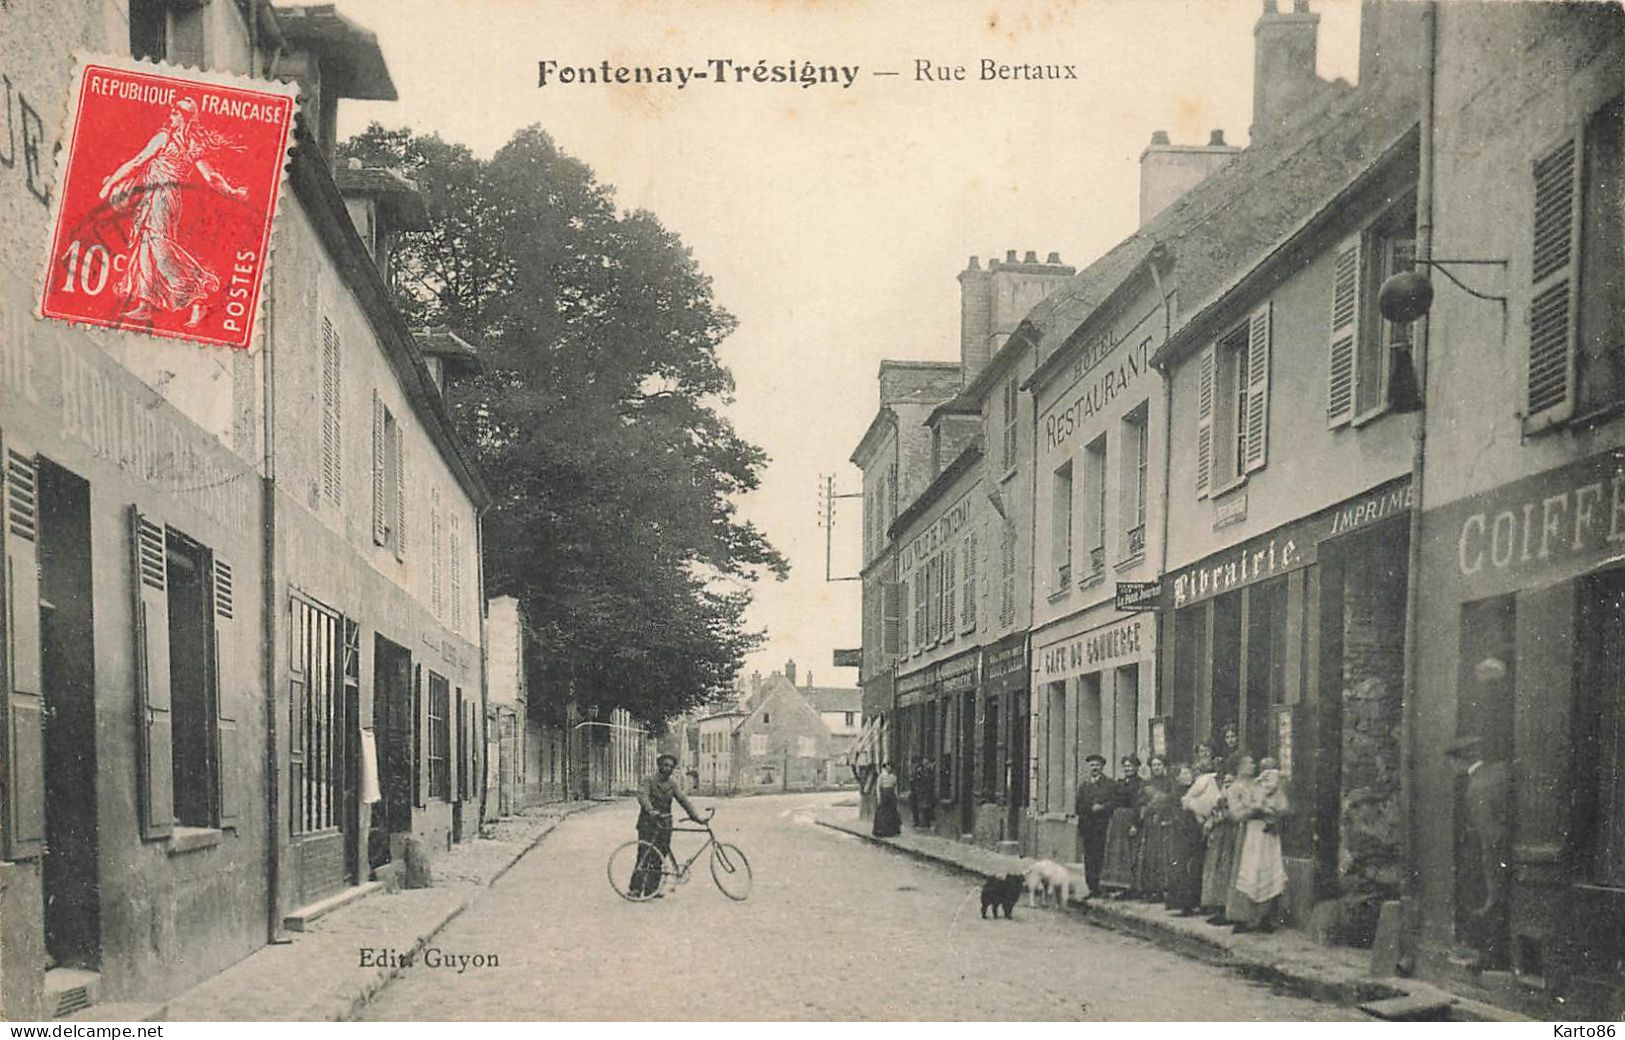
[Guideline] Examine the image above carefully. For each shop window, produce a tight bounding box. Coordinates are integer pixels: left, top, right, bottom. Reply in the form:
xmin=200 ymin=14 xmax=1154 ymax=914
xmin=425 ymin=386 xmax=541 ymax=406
xmin=290 ymin=596 xmax=344 ymax=835
xmin=1051 ymin=460 xmax=1073 ymax=590
xmin=1119 ymin=403 xmax=1148 ymax=561
xmin=1113 ymin=665 xmax=1139 ymax=766
xmin=1577 ymin=572 xmax=1625 ymax=886
xmin=428 ymin=672 xmax=450 ymax=800
xmin=1079 ymin=673 xmax=1103 ymax=764
xmin=1524 ymin=96 xmax=1625 ymax=430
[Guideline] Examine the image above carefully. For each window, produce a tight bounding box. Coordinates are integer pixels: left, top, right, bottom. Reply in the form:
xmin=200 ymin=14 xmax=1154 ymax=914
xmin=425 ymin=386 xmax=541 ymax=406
xmin=1120 ymin=404 xmax=1148 ymax=559
xmin=942 ymin=548 xmax=956 ymax=645
xmin=373 ymin=393 xmax=407 ymax=557
xmin=129 ymin=0 xmax=205 ymax=66
xmin=1083 ymin=435 xmax=1106 ymax=578
xmin=290 ymin=597 xmax=352 ymax=836
xmin=926 ymin=556 xmax=940 ymax=645
xmin=883 ymin=578 xmax=902 ymax=656
xmin=914 ymin=570 xmax=927 ymax=654
xmin=1001 ymin=378 xmax=1019 ymax=472
xmin=130 ymin=510 xmax=238 ymax=838
xmin=1526 ymin=95 xmax=1625 ymax=430
xmin=1043 ymin=680 xmax=1067 ymax=813
xmin=1051 ymin=460 xmax=1073 ymax=589
xmin=750 ymin=734 xmax=768 ymax=757
xmin=1327 ymin=204 xmax=1415 ymax=426
xmin=428 ymin=672 xmax=450 ymax=800
xmin=886 ymin=462 xmax=898 ymax=524
xmin=320 ymin=318 xmax=341 ymax=502
xmin=845 ymin=712 xmax=856 ymax=726
xmin=1198 ymin=304 xmax=1271 ymax=496
xmin=797 ymin=736 xmax=817 ymax=758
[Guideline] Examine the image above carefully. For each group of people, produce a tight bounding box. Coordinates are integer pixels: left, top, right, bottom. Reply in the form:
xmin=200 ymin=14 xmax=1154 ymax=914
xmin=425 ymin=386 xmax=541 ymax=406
xmin=1076 ymin=724 xmax=1292 ymax=934
xmin=866 ymin=755 xmax=938 ymax=839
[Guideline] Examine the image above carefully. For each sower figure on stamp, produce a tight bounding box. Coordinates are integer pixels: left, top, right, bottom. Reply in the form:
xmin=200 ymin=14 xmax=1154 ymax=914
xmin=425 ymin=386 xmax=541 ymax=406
xmin=98 ymin=97 xmax=248 ymax=328
xmin=1075 ymin=753 xmax=1117 ymax=897
xmin=630 ymin=753 xmax=704 ymax=899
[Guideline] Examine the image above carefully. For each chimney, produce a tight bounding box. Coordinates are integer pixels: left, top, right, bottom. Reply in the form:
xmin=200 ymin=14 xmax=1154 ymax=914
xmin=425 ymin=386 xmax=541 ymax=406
xmin=784 ymin=659 xmax=797 ymax=686
xmin=1139 ymin=129 xmax=1241 ymax=227
xmin=750 ymin=671 xmax=762 ymax=699
xmin=1252 ymin=0 xmax=1326 ymax=144
xmin=961 ymin=249 xmax=1076 ymax=385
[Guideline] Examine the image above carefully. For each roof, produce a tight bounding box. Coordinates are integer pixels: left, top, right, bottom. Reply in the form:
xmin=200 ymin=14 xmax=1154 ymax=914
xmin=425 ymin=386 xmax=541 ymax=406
xmin=888 ymin=441 xmax=982 ymax=542
xmin=850 ymin=405 xmax=897 ymax=467
xmin=414 ymin=326 xmax=479 ymax=361
xmin=804 ymin=687 xmax=862 ymax=714
xmin=334 ymin=163 xmax=430 ymax=230
xmin=290 ymin=132 xmax=491 ymax=509
xmin=1021 ymin=72 xmax=1413 ymax=390
xmin=275 ymin=4 xmax=397 ymax=101
xmin=926 ymin=392 xmax=980 ymax=427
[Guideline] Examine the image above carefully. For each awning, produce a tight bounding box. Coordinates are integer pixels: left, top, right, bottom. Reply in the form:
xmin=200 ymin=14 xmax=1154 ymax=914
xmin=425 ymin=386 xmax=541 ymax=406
xmin=846 ymin=715 xmax=888 ymax=767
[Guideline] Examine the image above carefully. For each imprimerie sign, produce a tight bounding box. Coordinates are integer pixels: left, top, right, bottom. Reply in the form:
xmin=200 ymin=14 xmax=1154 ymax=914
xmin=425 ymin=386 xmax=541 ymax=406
xmin=899 ymin=490 xmax=973 ymax=571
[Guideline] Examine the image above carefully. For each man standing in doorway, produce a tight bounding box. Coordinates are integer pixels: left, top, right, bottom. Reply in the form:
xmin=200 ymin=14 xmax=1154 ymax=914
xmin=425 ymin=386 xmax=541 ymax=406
xmin=1076 ymin=753 xmax=1118 ymax=897
xmin=1446 ymin=734 xmax=1511 ymax=970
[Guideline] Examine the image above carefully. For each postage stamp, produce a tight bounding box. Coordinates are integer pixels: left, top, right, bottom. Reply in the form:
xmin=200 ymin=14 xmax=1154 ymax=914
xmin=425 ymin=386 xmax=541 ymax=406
xmin=38 ymin=56 xmax=298 ymax=350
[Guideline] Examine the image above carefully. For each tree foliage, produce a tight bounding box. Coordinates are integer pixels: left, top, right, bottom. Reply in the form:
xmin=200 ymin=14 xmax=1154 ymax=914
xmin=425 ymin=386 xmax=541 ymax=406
xmin=340 ymin=124 xmax=787 ymax=725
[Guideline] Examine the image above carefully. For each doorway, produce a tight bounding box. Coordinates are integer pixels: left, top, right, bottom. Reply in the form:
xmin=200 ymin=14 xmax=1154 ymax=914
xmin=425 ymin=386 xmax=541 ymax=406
xmin=37 ymin=460 xmax=98 ymax=970
xmin=369 ymin=635 xmax=413 ymax=871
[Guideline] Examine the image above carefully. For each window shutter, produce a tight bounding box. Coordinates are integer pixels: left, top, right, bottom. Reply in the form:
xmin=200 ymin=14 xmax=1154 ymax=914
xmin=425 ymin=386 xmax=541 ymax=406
xmin=1244 ymin=301 xmax=1273 ymax=473
xmin=131 ymin=507 xmax=174 ymax=840
xmin=1327 ymin=236 xmax=1360 ymax=427
xmin=1195 ymin=346 xmax=1215 ymax=498
xmin=450 ymin=518 xmax=462 ymax=631
xmin=1527 ymin=133 xmax=1580 ymax=427
xmin=394 ymin=423 xmax=407 ymax=560
xmin=372 ymin=392 xmax=386 ymax=545
xmin=882 ymin=581 xmax=901 ymax=655
xmin=454 ymin=690 xmax=465 ymax=802
xmin=213 ymin=555 xmax=239 ymax=826
xmin=321 ymin=318 xmax=341 ymax=501
xmin=962 ymin=532 xmax=976 ymax=632
xmin=942 ymin=549 xmax=956 ymax=644
xmin=2 ymin=442 xmax=45 ymax=859
xmin=1000 ymin=523 xmax=1015 ymax=627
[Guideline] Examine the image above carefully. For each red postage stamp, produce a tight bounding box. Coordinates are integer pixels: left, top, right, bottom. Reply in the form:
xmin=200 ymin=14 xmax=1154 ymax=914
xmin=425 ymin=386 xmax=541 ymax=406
xmin=39 ymin=58 xmax=298 ymax=350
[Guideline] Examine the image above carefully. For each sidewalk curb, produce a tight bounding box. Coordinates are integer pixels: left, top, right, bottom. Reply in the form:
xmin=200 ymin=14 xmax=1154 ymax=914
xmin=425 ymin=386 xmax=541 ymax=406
xmin=817 ymin=816 xmax=1524 ymax=1020
xmin=340 ymin=800 xmax=607 ymax=1021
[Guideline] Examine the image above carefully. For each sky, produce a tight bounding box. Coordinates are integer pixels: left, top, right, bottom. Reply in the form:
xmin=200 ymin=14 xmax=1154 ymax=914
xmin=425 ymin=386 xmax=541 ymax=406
xmin=331 ymin=0 xmax=1363 ymax=697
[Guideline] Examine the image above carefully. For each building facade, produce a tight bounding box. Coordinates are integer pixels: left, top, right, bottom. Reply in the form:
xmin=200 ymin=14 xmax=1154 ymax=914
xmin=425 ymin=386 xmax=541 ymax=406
xmin=0 ymin=1 xmax=489 ymax=1018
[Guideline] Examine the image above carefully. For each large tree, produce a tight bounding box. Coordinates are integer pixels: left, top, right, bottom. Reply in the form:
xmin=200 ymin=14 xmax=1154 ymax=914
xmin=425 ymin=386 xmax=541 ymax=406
xmin=341 ymin=124 xmax=787 ymax=725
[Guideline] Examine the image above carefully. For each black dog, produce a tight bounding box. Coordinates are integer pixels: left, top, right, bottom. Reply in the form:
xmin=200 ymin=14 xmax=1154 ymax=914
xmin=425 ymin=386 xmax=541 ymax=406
xmin=980 ymin=873 xmax=1024 ymax=919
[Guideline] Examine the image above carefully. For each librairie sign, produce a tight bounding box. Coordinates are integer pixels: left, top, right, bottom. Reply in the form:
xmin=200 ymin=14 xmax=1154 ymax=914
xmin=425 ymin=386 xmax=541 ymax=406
xmin=1115 ymin=580 xmax=1162 ymax=612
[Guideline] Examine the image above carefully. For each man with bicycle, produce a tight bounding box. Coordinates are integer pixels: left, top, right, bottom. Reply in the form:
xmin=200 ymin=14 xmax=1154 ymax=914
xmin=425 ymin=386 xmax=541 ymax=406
xmin=631 ymin=753 xmax=706 ymax=898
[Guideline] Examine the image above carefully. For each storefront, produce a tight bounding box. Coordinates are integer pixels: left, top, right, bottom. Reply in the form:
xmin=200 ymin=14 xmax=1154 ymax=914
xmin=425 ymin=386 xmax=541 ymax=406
xmin=1161 ymin=475 xmax=1412 ymax=931
xmin=895 ymin=650 xmax=978 ymax=837
xmin=972 ymin=631 xmax=1030 ymax=849
xmin=1030 ymin=607 xmax=1157 ymax=862
xmin=1415 ymin=453 xmax=1625 ymax=1017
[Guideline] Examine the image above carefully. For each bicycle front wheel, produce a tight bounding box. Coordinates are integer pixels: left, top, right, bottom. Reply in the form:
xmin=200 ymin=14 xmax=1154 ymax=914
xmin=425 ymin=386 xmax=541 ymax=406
xmin=709 ymin=841 xmax=752 ymax=901
xmin=608 ymin=840 xmax=671 ymax=902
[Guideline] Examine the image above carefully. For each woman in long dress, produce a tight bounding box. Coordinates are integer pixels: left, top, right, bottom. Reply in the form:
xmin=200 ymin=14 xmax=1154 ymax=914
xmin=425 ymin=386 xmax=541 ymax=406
xmin=1099 ymin=755 xmax=1143 ymax=896
xmin=97 ymin=97 xmax=247 ymax=327
xmin=1221 ymin=755 xmax=1262 ymax=926
xmin=1134 ymin=756 xmax=1173 ymax=901
xmin=1229 ymin=759 xmax=1290 ymax=932
xmin=872 ymin=763 xmax=902 ymax=838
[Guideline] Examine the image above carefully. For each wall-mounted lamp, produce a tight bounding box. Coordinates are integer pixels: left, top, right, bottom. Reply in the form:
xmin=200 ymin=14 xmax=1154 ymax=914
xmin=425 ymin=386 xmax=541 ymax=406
xmin=1377 ymin=258 xmax=1509 ymax=414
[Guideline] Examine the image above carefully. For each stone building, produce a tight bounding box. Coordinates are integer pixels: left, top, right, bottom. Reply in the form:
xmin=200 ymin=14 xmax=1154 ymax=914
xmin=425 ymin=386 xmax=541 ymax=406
xmin=0 ymin=1 xmax=488 ymax=1018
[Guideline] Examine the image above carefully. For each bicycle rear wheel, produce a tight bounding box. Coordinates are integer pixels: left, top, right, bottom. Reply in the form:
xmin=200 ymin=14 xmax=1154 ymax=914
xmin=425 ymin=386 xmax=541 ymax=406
xmin=608 ymin=840 xmax=671 ymax=902
xmin=709 ymin=841 xmax=752 ymax=901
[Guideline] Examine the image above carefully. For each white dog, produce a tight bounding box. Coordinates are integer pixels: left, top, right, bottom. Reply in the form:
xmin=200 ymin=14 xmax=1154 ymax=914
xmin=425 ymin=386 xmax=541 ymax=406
xmin=1024 ymin=859 xmax=1084 ymax=907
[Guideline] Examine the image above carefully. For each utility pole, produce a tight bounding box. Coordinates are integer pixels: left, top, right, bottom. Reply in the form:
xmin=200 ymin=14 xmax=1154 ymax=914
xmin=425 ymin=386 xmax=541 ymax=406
xmin=817 ymin=472 xmax=863 ymax=582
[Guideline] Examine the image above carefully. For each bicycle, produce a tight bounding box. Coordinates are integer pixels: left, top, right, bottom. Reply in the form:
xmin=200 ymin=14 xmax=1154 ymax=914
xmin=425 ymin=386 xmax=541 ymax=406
xmin=607 ymin=807 xmax=753 ymax=902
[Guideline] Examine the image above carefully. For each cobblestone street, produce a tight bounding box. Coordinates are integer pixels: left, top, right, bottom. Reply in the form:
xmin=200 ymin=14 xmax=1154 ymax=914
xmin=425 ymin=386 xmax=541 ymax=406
xmin=356 ymin=794 xmax=1366 ymax=1021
